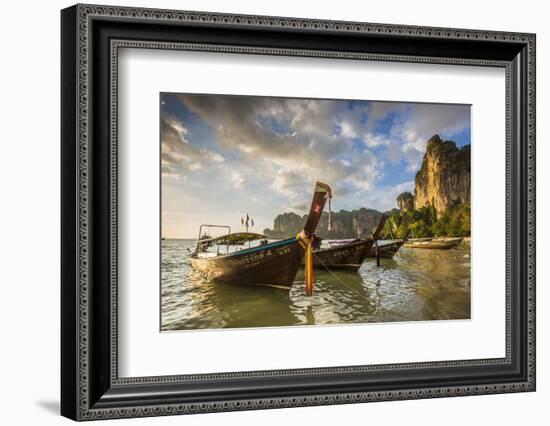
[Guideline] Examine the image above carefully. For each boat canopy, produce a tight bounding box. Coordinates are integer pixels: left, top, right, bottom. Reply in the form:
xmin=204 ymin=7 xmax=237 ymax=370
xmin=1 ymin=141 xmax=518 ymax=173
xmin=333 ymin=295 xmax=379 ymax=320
xmin=203 ymin=232 xmax=267 ymax=245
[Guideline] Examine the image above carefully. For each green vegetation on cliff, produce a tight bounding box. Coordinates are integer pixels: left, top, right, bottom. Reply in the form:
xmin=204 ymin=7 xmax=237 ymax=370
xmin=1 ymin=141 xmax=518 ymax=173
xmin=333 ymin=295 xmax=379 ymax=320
xmin=382 ymin=203 xmax=470 ymax=239
xmin=433 ymin=204 xmax=471 ymax=237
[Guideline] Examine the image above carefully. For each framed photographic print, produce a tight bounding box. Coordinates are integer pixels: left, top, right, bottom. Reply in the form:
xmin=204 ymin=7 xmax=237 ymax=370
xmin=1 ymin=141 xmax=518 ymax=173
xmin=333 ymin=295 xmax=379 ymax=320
xmin=61 ymin=4 xmax=536 ymax=421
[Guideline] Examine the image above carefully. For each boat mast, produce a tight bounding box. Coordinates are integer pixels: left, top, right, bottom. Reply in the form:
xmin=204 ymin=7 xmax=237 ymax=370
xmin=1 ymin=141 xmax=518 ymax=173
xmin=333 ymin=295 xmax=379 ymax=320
xmin=303 ymin=181 xmax=332 ymax=236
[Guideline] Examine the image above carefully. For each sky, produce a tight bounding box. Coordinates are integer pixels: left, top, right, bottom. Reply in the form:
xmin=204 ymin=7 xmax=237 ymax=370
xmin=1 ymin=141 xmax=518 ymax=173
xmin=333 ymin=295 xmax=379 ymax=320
xmin=161 ymin=93 xmax=470 ymax=238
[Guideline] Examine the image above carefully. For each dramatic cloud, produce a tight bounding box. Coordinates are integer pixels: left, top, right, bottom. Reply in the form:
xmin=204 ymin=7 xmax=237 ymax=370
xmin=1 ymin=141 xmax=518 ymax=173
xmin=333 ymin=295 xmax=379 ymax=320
xmin=289 ymin=203 xmax=308 ymax=212
xmin=388 ymin=103 xmax=470 ymax=170
xmin=177 ymin=95 xmax=381 ymax=198
xmin=363 ymin=133 xmax=387 ymax=148
xmin=230 ymin=171 xmax=245 ymax=189
xmin=161 ymin=117 xmax=226 ymax=177
xmin=166 ymin=116 xmax=189 ymax=144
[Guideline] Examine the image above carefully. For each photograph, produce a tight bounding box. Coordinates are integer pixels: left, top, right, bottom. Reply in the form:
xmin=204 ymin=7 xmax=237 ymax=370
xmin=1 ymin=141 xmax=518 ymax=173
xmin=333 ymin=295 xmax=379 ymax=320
xmin=160 ymin=93 xmax=472 ymax=331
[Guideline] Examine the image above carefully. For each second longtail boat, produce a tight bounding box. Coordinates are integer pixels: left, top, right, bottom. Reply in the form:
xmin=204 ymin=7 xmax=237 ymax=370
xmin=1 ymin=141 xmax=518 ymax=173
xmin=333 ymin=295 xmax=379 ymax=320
xmin=367 ymin=229 xmax=411 ymax=259
xmin=306 ymin=214 xmax=387 ymax=272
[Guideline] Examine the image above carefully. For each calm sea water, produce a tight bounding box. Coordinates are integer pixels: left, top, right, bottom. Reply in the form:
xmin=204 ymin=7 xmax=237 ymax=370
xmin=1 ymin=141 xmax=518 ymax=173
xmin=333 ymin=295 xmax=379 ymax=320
xmin=161 ymin=239 xmax=471 ymax=331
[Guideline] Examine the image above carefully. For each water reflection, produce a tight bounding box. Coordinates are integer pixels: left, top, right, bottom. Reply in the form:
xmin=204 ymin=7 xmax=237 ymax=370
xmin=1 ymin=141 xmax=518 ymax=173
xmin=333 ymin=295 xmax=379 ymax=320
xmin=161 ymin=239 xmax=471 ymax=331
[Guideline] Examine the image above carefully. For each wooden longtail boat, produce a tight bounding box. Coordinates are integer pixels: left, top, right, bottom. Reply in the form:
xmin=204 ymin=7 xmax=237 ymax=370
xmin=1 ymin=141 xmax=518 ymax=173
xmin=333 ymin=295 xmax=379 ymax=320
xmin=367 ymin=240 xmax=403 ymax=258
xmin=190 ymin=181 xmax=331 ymax=289
xmin=406 ymin=237 xmax=434 ymax=243
xmin=307 ymin=215 xmax=387 ymax=271
xmin=367 ymin=230 xmax=410 ymax=259
xmin=305 ymin=239 xmax=373 ymax=272
xmin=403 ymin=236 xmax=463 ymax=250
xmin=433 ymin=237 xmax=465 ymax=243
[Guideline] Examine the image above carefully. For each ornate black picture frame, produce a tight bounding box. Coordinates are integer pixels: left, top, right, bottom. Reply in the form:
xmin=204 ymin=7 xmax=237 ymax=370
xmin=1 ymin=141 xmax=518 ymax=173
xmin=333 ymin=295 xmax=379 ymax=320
xmin=61 ymin=4 xmax=536 ymax=421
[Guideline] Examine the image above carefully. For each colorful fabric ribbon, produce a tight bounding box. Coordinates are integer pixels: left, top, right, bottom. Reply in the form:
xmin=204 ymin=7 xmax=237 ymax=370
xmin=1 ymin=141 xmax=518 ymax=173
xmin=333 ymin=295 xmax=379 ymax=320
xmin=304 ymin=238 xmax=314 ymax=296
xmin=297 ymin=231 xmax=314 ymax=296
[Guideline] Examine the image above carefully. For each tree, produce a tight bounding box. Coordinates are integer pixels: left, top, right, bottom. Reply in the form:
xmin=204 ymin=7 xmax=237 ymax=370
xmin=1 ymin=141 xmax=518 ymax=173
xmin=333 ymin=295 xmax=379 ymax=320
xmin=432 ymin=204 xmax=471 ymax=237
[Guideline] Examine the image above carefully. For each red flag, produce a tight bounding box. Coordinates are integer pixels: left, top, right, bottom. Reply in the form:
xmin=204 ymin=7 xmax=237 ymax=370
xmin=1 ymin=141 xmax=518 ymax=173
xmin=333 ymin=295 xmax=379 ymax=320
xmin=245 ymin=214 xmax=249 ymax=227
xmin=251 ymin=218 xmax=254 ymax=227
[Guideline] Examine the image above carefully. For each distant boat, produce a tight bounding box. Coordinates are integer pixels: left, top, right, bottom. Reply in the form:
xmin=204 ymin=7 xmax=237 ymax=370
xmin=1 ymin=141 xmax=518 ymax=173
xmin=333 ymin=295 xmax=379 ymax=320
xmin=308 ymin=215 xmax=387 ymax=271
xmin=406 ymin=237 xmax=434 ymax=243
xmin=190 ymin=181 xmax=332 ymax=289
xmin=404 ymin=237 xmax=463 ymax=250
xmin=433 ymin=237 xmax=465 ymax=243
xmin=367 ymin=230 xmax=411 ymax=259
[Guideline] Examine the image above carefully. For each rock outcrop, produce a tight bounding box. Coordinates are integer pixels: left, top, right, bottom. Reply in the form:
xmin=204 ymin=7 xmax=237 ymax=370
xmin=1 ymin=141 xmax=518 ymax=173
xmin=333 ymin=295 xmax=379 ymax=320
xmin=264 ymin=208 xmax=383 ymax=239
xmin=397 ymin=192 xmax=415 ymax=212
xmin=414 ymin=135 xmax=470 ymax=218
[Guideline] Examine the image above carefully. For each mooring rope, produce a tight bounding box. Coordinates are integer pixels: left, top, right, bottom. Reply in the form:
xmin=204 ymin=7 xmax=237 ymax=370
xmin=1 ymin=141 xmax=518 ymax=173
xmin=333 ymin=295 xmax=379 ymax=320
xmin=310 ymin=252 xmax=412 ymax=321
xmin=311 ymin=252 xmax=375 ymax=306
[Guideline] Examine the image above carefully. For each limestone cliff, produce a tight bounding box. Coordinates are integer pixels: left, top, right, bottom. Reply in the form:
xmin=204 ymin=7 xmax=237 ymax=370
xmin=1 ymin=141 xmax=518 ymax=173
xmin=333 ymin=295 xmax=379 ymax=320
xmin=414 ymin=135 xmax=470 ymax=217
xmin=264 ymin=208 xmax=383 ymax=239
xmin=397 ymin=192 xmax=414 ymax=212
